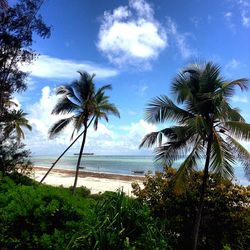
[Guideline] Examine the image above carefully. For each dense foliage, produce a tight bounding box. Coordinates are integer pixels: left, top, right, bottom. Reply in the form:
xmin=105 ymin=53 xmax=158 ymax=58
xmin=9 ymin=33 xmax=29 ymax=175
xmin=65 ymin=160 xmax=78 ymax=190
xmin=0 ymin=0 xmax=50 ymax=174
xmin=132 ymin=168 xmax=250 ymax=250
xmin=0 ymin=136 xmax=32 ymax=175
xmin=0 ymin=174 xmax=170 ymax=250
xmin=0 ymin=0 xmax=50 ymax=111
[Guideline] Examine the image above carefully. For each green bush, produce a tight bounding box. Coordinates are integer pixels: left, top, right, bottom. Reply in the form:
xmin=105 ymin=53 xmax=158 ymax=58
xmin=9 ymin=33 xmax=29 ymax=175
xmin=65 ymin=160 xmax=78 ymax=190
xmin=69 ymin=185 xmax=91 ymax=197
xmin=0 ymin=176 xmax=171 ymax=249
xmin=0 ymin=182 xmax=95 ymax=250
xmin=132 ymin=167 xmax=250 ymax=250
xmin=67 ymin=190 xmax=171 ymax=250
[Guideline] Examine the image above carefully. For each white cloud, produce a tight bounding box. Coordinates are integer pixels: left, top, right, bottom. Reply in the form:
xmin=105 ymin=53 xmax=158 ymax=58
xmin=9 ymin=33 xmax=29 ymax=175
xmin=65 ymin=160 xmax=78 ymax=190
xmin=97 ymin=0 xmax=167 ymax=69
xmin=166 ymin=17 xmax=197 ymax=59
xmin=119 ymin=119 xmax=157 ymax=150
xmin=20 ymin=55 xmax=119 ymax=79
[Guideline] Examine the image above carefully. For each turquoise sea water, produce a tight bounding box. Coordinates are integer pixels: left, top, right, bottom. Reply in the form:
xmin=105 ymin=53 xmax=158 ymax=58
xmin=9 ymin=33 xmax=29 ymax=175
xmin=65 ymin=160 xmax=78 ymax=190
xmin=31 ymin=155 xmax=249 ymax=185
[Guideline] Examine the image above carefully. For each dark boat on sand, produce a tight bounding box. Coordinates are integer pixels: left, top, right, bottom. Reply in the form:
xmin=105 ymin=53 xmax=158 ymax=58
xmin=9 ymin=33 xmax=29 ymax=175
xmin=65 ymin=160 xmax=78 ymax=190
xmin=132 ymin=170 xmax=144 ymax=174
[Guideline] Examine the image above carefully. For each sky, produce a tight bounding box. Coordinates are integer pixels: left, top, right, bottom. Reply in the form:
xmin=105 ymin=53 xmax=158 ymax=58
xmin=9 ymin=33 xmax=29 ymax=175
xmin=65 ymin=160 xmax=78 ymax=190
xmin=10 ymin=0 xmax=250 ymax=156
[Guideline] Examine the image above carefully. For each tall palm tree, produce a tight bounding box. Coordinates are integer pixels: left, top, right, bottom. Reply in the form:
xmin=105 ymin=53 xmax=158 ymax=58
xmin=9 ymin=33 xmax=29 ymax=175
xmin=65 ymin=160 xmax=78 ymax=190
xmin=140 ymin=62 xmax=250 ymax=250
xmin=49 ymin=71 xmax=120 ymax=194
xmin=4 ymin=109 xmax=32 ymax=142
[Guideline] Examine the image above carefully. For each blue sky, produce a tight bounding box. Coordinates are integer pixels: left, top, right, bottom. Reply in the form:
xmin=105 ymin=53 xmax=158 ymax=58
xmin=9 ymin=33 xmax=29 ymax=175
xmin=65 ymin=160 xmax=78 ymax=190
xmin=11 ymin=0 xmax=250 ymax=156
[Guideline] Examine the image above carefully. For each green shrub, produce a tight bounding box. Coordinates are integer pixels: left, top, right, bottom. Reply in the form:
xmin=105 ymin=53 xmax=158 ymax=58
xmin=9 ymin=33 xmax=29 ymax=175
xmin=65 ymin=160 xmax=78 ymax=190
xmin=69 ymin=185 xmax=91 ymax=197
xmin=0 ymin=183 xmax=95 ymax=250
xmin=0 ymin=177 xmax=171 ymax=250
xmin=132 ymin=167 xmax=250 ymax=250
xmin=68 ymin=190 xmax=171 ymax=250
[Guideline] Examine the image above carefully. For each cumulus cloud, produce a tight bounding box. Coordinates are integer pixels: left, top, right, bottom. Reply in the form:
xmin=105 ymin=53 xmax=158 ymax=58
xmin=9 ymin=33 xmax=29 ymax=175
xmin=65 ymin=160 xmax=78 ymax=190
xmin=23 ymin=87 xmax=156 ymax=155
xmin=20 ymin=55 xmax=119 ymax=79
xmin=97 ymin=0 xmax=167 ymax=69
xmin=166 ymin=17 xmax=197 ymax=59
xmin=119 ymin=119 xmax=157 ymax=150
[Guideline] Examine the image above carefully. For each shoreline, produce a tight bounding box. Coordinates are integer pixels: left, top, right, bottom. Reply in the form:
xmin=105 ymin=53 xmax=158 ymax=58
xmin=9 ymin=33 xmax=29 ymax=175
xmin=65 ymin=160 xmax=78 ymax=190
xmin=33 ymin=166 xmax=144 ymax=195
xmin=34 ymin=166 xmax=145 ymax=181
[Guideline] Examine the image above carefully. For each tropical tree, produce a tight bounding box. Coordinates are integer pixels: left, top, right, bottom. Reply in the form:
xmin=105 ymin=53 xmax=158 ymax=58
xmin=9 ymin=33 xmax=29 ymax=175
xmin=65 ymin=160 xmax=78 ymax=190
xmin=4 ymin=109 xmax=32 ymax=142
xmin=49 ymin=71 xmax=120 ymax=194
xmin=140 ymin=62 xmax=250 ymax=250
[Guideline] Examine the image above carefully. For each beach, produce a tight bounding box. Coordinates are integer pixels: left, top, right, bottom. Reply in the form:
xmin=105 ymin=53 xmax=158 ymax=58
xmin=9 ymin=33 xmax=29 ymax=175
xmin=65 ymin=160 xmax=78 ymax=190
xmin=33 ymin=166 xmax=144 ymax=195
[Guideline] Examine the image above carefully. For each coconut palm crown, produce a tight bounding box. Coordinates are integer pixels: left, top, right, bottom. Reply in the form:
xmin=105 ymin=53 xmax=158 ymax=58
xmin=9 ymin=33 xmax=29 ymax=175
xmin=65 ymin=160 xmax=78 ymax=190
xmin=141 ymin=62 xmax=250 ymax=181
xmin=140 ymin=62 xmax=250 ymax=249
xmin=49 ymin=71 xmax=120 ymax=193
xmin=4 ymin=109 xmax=32 ymax=142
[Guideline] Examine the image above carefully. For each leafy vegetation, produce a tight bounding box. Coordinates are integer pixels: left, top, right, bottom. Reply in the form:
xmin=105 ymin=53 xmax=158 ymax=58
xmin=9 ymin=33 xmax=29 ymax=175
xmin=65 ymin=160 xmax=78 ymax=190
xmin=132 ymin=167 xmax=250 ymax=250
xmin=0 ymin=3 xmax=249 ymax=249
xmin=0 ymin=0 xmax=50 ymax=174
xmin=0 ymin=174 xmax=171 ymax=250
xmin=0 ymin=136 xmax=33 ymax=175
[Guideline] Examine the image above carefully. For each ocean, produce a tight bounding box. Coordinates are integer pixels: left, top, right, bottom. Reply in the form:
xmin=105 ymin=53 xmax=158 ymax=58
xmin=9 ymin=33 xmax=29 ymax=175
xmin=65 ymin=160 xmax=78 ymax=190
xmin=31 ymin=155 xmax=249 ymax=186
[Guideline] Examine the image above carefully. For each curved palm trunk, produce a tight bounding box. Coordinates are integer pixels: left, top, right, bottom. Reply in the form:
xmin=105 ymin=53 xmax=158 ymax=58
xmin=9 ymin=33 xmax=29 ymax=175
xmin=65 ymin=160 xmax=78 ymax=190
xmin=39 ymin=130 xmax=85 ymax=184
xmin=40 ymin=116 xmax=95 ymax=184
xmin=72 ymin=123 xmax=88 ymax=194
xmin=192 ymin=134 xmax=213 ymax=250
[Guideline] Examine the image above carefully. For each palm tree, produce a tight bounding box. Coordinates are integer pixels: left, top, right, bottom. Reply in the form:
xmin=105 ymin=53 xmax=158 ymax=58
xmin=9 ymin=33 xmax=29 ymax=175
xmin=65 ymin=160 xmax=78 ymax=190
xmin=49 ymin=71 xmax=120 ymax=194
xmin=4 ymin=109 xmax=32 ymax=142
xmin=140 ymin=62 xmax=250 ymax=250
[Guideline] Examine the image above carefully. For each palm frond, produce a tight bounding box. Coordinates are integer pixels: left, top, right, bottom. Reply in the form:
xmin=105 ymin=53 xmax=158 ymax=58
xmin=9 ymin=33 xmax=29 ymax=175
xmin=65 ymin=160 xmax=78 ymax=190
xmin=210 ymin=132 xmax=235 ymax=179
xmin=49 ymin=117 xmax=73 ymax=139
xmin=184 ymin=115 xmax=210 ymax=138
xmin=98 ymin=103 xmax=120 ymax=118
xmin=227 ymin=136 xmax=250 ymax=181
xmin=224 ymin=121 xmax=250 ymax=141
xmin=145 ymin=95 xmax=193 ymax=123
xmin=96 ymin=84 xmax=112 ymax=96
xmin=140 ymin=131 xmax=164 ymax=148
xmin=140 ymin=126 xmax=191 ymax=148
xmin=217 ymin=100 xmax=245 ymax=122
xmin=154 ymin=131 xmax=200 ymax=166
xmin=173 ymin=137 xmax=203 ymax=193
xmin=220 ymin=78 xmax=249 ymax=97
xmin=51 ymin=96 xmax=80 ymax=115
xmin=171 ymin=72 xmax=193 ymax=103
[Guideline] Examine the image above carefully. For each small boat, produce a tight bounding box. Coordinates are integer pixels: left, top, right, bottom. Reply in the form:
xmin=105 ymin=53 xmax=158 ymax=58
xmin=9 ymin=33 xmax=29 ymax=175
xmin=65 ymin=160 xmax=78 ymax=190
xmin=132 ymin=170 xmax=145 ymax=174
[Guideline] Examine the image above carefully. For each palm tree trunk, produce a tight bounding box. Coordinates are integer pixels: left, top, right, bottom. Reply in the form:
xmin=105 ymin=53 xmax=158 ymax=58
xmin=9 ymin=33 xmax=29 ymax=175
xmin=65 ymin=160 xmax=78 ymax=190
xmin=72 ymin=123 xmax=88 ymax=194
xmin=40 ymin=116 xmax=95 ymax=184
xmin=39 ymin=130 xmax=85 ymax=184
xmin=191 ymin=134 xmax=213 ymax=250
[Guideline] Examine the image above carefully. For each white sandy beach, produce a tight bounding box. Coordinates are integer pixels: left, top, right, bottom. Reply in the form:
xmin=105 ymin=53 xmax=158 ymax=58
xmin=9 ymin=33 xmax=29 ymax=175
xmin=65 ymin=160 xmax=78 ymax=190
xmin=33 ymin=166 xmax=144 ymax=196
